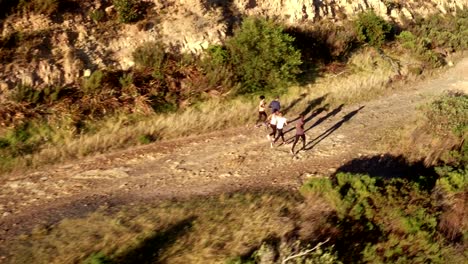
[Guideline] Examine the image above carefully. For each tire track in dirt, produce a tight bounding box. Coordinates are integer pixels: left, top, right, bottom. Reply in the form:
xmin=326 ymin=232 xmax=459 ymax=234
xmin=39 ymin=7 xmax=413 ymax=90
xmin=0 ymin=57 xmax=467 ymax=245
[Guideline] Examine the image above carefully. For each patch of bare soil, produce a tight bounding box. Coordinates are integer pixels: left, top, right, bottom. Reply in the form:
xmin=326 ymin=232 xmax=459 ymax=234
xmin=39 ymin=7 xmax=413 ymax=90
xmin=0 ymin=58 xmax=467 ymax=256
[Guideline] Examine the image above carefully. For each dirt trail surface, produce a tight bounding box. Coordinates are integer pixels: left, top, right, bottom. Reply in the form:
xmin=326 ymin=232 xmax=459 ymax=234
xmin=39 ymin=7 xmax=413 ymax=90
xmin=0 ymin=58 xmax=467 ymax=247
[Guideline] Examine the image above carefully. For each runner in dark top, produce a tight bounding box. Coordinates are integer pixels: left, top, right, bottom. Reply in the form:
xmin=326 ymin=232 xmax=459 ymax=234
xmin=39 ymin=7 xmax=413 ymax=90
xmin=291 ymin=114 xmax=306 ymax=154
xmin=269 ymin=96 xmax=281 ymax=114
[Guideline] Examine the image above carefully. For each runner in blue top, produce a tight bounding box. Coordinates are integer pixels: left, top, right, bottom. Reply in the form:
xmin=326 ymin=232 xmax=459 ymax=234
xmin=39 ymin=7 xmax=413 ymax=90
xmin=269 ymin=96 xmax=281 ymax=114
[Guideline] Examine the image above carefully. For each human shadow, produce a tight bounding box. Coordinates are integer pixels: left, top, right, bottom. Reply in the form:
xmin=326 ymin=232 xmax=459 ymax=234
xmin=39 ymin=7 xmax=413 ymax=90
xmin=304 ymin=104 xmax=345 ymax=133
xmin=294 ymin=94 xmax=329 ymax=121
xmin=284 ymin=105 xmax=329 ymax=141
xmin=305 ymin=106 xmax=364 ymax=151
xmin=334 ymin=154 xmax=438 ymax=191
xmin=282 ymin=93 xmax=308 ymax=115
xmin=113 ymin=216 xmax=196 ymax=264
xmin=282 ymin=95 xmax=329 ymax=140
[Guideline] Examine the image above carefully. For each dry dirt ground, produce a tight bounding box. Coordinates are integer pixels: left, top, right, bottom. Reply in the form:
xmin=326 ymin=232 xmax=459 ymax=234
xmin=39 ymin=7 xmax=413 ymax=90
xmin=0 ymin=57 xmax=467 ymax=251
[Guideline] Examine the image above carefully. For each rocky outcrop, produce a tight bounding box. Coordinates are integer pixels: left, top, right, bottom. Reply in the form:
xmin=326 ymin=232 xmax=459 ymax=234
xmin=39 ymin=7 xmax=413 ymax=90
xmin=232 ymin=0 xmax=467 ymax=23
xmin=0 ymin=0 xmax=466 ymax=89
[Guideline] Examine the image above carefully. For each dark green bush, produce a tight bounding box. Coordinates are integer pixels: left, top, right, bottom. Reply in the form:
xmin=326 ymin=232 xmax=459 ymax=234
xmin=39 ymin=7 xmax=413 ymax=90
xmin=112 ymin=0 xmax=140 ymax=23
xmin=222 ymin=17 xmax=302 ymax=94
xmin=354 ymin=10 xmax=393 ymax=48
xmin=302 ymin=172 xmax=461 ymax=263
xmin=83 ymin=70 xmax=105 ymax=94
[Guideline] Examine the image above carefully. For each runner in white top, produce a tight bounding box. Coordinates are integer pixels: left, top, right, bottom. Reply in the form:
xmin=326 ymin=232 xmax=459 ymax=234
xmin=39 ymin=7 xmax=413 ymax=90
xmin=272 ymin=112 xmax=288 ymax=147
xmin=266 ymin=110 xmax=278 ymax=141
xmin=256 ymin=95 xmax=267 ymax=127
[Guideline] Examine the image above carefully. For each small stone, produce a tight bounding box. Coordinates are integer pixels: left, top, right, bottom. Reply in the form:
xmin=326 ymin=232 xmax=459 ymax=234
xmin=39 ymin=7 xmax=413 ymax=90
xmin=83 ymin=69 xmax=92 ymax=77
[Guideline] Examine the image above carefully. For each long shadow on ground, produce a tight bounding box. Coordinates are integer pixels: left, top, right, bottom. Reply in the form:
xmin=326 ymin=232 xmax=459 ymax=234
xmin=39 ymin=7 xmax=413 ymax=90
xmin=283 ymin=95 xmax=330 ymax=139
xmin=334 ymin=153 xmax=439 ymax=191
xmin=305 ymin=106 xmax=364 ymax=151
xmin=113 ymin=216 xmax=197 ymax=264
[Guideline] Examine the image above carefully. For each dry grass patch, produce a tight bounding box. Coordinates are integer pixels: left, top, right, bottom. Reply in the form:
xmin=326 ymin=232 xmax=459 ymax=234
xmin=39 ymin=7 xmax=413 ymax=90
xmin=0 ymin=47 xmax=435 ymax=174
xmin=6 ymin=192 xmax=302 ymax=264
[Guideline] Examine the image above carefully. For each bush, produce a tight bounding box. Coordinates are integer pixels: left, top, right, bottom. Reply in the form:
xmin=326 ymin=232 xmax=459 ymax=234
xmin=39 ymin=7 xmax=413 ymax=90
xmin=301 ymin=172 xmax=463 ymax=263
xmin=425 ymin=92 xmax=468 ymax=137
xmin=89 ymin=9 xmax=106 ymax=23
xmin=397 ymin=31 xmax=444 ymax=67
xmin=354 ymin=10 xmax=393 ymax=48
xmin=112 ymin=0 xmax=140 ymax=23
xmin=132 ymin=41 xmax=166 ymax=70
xmin=83 ymin=70 xmax=105 ymax=94
xmin=223 ymin=17 xmax=302 ymax=94
xmin=412 ymin=10 xmax=468 ymax=51
xmin=9 ymin=85 xmax=63 ymax=104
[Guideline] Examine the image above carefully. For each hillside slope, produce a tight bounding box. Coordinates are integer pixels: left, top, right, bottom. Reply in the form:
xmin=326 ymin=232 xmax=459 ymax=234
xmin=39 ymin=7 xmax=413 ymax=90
xmin=1 ymin=0 xmax=466 ymax=90
xmin=0 ymin=56 xmax=466 ymax=248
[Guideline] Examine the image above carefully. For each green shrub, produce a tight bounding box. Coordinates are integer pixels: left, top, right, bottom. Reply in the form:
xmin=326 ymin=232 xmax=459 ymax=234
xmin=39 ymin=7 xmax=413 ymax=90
xmin=90 ymin=9 xmax=106 ymax=23
xmin=224 ymin=17 xmax=302 ymax=94
xmin=84 ymin=252 xmax=113 ymax=264
xmin=425 ymin=92 xmax=468 ymax=137
xmin=10 ymin=84 xmax=41 ymax=104
xmin=413 ymin=10 xmax=468 ymax=51
xmin=132 ymin=41 xmax=166 ymax=70
xmin=119 ymin=73 xmax=134 ymax=88
xmin=354 ymin=10 xmax=393 ymax=48
xmin=397 ymin=31 xmax=444 ymax=67
xmin=302 ymin=172 xmax=461 ymax=263
xmin=138 ymin=134 xmax=157 ymax=144
xmin=83 ymin=70 xmax=105 ymax=94
xmin=112 ymin=0 xmax=140 ymax=23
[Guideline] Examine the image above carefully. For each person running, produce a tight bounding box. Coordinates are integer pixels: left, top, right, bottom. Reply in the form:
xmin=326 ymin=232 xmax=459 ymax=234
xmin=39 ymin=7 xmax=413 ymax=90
xmin=291 ymin=114 xmax=306 ymax=154
xmin=269 ymin=96 xmax=281 ymax=114
xmin=256 ymin=95 xmax=267 ymax=127
xmin=272 ymin=111 xmax=288 ymax=148
xmin=266 ymin=110 xmax=278 ymax=141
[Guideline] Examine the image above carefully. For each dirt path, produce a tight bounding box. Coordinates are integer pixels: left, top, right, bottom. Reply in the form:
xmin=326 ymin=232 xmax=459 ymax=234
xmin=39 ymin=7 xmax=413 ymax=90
xmin=0 ymin=57 xmax=467 ymax=245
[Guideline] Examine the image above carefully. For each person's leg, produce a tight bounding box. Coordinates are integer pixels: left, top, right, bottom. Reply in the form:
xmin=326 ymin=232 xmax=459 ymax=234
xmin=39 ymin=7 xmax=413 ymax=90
xmin=273 ymin=128 xmax=284 ymax=143
xmin=268 ymin=125 xmax=276 ymax=140
xmin=271 ymin=125 xmax=277 ymax=138
xmin=256 ymin=112 xmax=262 ymax=126
xmin=261 ymin=111 xmax=267 ymax=122
xmin=291 ymin=135 xmax=300 ymax=153
xmin=301 ymin=135 xmax=306 ymax=150
xmin=280 ymin=130 xmax=285 ymax=142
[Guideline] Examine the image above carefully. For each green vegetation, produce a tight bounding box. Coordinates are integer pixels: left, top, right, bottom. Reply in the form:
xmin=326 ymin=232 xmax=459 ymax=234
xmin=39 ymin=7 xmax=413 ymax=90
xmin=89 ymin=9 xmax=106 ymax=23
xmin=4 ymin=92 xmax=467 ymax=263
xmin=397 ymin=10 xmax=468 ymax=67
xmin=225 ymin=17 xmax=302 ymax=94
xmin=425 ymin=92 xmax=468 ymax=138
xmin=0 ymin=10 xmax=467 ymax=175
xmin=354 ymin=10 xmax=393 ymax=48
xmin=132 ymin=41 xmax=166 ymax=70
xmin=112 ymin=0 xmax=140 ymax=23
xmin=83 ymin=70 xmax=105 ymax=95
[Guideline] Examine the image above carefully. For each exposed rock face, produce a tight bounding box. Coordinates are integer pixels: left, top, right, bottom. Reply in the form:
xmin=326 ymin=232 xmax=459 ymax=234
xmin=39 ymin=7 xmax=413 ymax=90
xmin=232 ymin=0 xmax=467 ymax=22
xmin=0 ymin=0 xmax=466 ymax=89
